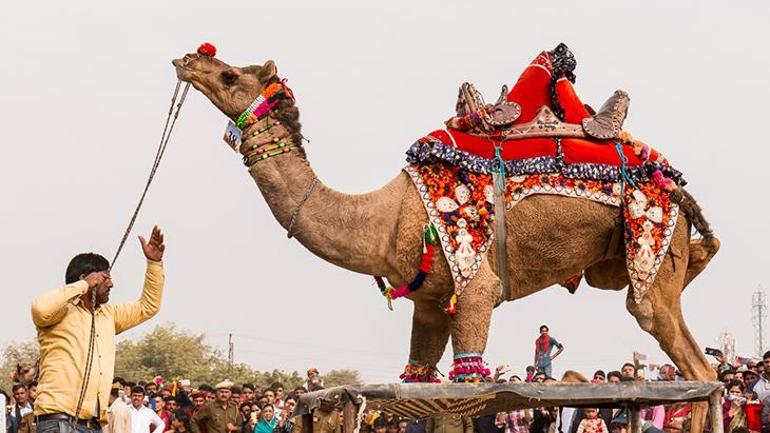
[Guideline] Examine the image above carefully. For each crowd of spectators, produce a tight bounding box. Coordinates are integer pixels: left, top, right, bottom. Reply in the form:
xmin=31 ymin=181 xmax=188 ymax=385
xmin=4 ymin=330 xmax=770 ymax=433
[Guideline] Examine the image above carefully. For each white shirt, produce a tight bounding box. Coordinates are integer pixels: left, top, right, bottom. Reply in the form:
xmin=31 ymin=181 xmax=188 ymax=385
xmin=128 ymin=404 xmax=165 ymax=433
xmin=753 ymin=376 xmax=770 ymax=402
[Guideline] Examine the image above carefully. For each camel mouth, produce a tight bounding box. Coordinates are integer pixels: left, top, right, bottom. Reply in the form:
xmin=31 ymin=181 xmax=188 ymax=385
xmin=172 ymin=58 xmax=193 ymax=82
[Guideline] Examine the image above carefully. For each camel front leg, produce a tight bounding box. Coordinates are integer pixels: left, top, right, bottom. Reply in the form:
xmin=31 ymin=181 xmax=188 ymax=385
xmin=402 ymin=299 xmax=451 ymax=383
xmin=626 ymin=218 xmax=715 ymax=433
xmin=448 ymin=260 xmax=499 ymax=382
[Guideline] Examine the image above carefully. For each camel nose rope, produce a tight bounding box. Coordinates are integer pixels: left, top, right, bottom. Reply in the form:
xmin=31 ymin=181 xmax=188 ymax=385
xmin=108 ymin=80 xmax=191 ymax=271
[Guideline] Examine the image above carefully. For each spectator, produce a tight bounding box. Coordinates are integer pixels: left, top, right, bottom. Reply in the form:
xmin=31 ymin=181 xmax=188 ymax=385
xmin=165 ymin=396 xmax=179 ymax=417
xmin=153 ymin=395 xmax=172 ymax=432
xmin=106 ymin=384 xmax=131 ymax=433
xmin=525 ymin=366 xmax=536 ymax=383
xmin=292 ymin=387 xmax=307 ymax=399
xmin=607 ymin=371 xmax=622 ymax=384
xmin=621 ymin=363 xmax=636 ymax=379
xmin=191 ymin=381 xmax=243 ymax=433
xmin=10 ymin=385 xmax=34 ymax=433
xmin=172 ymin=411 xmax=192 ymax=433
xmin=26 ymin=383 xmax=37 ymax=404
xmin=592 ymin=371 xmax=606 ymax=384
xmin=275 ymin=398 xmax=296 ymax=433
xmin=576 ymin=408 xmax=608 ymax=433
xmin=724 ymin=380 xmax=748 ymax=433
xmin=146 ymin=382 xmax=158 ymax=397
xmin=270 ymin=383 xmax=285 ymax=410
xmin=744 ymin=391 xmax=762 ymax=433
xmin=128 ymin=386 xmax=165 ymax=433
xmin=533 ymin=325 xmax=564 ymax=377
xmin=533 ymin=372 xmax=546 ymax=383
xmin=254 ymin=405 xmax=278 ymax=433
xmin=230 ymin=387 xmax=242 ymax=406
xmin=242 ymin=385 xmax=255 ymax=403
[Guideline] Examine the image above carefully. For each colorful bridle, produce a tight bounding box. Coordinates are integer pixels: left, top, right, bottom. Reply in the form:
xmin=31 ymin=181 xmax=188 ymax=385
xmin=236 ymin=80 xmax=295 ymax=130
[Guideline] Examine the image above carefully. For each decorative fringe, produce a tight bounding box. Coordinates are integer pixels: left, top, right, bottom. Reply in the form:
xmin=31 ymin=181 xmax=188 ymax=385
xmin=400 ymin=360 xmax=442 ymax=383
xmin=448 ymin=353 xmax=491 ymax=383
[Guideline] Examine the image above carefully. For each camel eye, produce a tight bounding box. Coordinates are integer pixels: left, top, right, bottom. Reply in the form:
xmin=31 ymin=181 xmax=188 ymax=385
xmin=221 ymin=70 xmax=238 ymax=85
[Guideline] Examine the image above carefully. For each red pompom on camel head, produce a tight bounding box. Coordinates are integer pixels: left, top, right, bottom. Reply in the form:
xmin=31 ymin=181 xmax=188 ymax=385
xmin=197 ymin=42 xmax=216 ymax=57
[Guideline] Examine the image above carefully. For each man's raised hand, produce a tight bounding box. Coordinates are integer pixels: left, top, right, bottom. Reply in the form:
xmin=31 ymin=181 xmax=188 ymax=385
xmin=139 ymin=225 xmax=165 ymax=262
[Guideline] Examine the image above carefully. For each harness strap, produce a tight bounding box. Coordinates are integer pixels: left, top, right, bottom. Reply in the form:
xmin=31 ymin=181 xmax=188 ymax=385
xmin=492 ymin=145 xmax=511 ymax=301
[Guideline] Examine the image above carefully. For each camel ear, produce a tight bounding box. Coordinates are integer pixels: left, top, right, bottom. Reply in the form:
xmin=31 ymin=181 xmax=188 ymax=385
xmin=259 ymin=60 xmax=277 ymax=82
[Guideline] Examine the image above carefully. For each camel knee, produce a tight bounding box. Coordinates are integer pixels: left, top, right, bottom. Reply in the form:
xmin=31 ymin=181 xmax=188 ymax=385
xmin=626 ymin=297 xmax=654 ymax=332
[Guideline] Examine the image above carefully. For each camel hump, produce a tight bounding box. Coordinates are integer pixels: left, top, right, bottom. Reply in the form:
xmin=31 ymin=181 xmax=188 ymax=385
xmin=582 ymin=90 xmax=630 ymax=139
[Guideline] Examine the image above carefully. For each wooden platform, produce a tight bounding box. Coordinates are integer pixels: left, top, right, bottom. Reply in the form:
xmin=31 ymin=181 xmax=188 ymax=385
xmin=295 ymin=381 xmax=724 ymax=433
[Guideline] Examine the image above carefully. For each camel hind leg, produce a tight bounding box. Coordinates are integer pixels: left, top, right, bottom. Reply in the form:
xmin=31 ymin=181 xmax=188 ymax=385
xmin=625 ymin=216 xmax=715 ymax=433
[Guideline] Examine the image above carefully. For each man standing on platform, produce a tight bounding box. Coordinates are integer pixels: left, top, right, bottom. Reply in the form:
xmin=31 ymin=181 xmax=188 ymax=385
xmin=533 ymin=325 xmax=564 ymax=377
xmin=191 ymin=381 xmax=243 ymax=433
xmin=31 ymin=226 xmax=166 ymax=433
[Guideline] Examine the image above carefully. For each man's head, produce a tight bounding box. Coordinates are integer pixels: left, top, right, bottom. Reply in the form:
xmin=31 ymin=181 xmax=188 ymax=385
xmin=373 ymin=418 xmax=388 ymax=433
xmin=230 ymin=387 xmax=242 ymax=404
xmin=292 ymin=386 xmax=307 ymax=398
xmin=110 ymin=385 xmax=121 ymax=404
xmin=131 ymin=386 xmax=145 ymax=409
xmin=193 ymin=393 xmax=206 ymax=408
xmin=144 ymin=382 xmax=158 ymax=395
xmin=264 ymin=389 xmax=275 ymax=404
xmin=165 ymin=396 xmax=178 ymax=413
xmin=539 ymin=325 xmax=549 ymax=336
xmin=270 ymin=382 xmax=284 ymax=400
xmin=27 ymin=382 xmax=37 ymax=401
xmin=217 ymin=387 xmax=232 ymax=403
xmin=284 ymin=397 xmax=296 ymax=416
xmin=592 ymin=370 xmax=606 ymax=383
xmin=607 ymin=371 xmax=623 ymax=383
xmin=242 ymin=384 xmax=255 ymax=402
xmin=153 ymin=396 xmax=165 ymax=411
xmin=240 ymin=402 xmax=252 ymax=418
xmin=533 ymin=372 xmax=546 ymax=383
xmin=66 ymin=253 xmax=112 ymax=305
xmin=12 ymin=384 xmax=28 ymax=406
xmin=621 ymin=363 xmax=636 ymax=378
xmin=659 ymin=364 xmax=676 ymax=381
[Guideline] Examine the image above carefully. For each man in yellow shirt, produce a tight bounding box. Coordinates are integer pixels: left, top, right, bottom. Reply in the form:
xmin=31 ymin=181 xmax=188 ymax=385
xmin=31 ymin=226 xmax=166 ymax=433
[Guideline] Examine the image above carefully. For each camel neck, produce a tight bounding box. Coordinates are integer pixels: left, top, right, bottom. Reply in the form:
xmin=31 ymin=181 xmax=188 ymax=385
xmin=246 ymin=150 xmax=405 ymax=277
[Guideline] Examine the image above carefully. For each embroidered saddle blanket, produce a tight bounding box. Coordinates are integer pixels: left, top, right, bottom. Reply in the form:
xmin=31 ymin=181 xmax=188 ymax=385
xmin=404 ymin=131 xmax=680 ymax=303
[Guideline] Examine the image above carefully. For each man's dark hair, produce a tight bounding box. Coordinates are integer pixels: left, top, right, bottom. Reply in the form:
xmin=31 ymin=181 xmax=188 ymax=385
xmin=113 ymin=377 xmax=126 ymax=386
xmin=110 ymin=388 xmax=120 ymax=398
xmin=199 ymin=384 xmax=215 ymax=393
xmin=270 ymin=382 xmax=283 ymax=391
xmin=126 ymin=381 xmax=136 ymax=388
xmin=622 ymin=362 xmax=635 ymax=370
xmin=539 ymin=325 xmax=549 ymax=332
xmin=242 ymin=384 xmax=255 ymax=391
xmin=763 ymin=351 xmax=770 ymax=361
xmin=131 ymin=386 xmax=145 ymax=395
xmin=373 ymin=417 xmax=388 ymax=429
xmin=28 ymin=381 xmax=37 ymax=388
xmin=65 ymin=253 xmax=110 ymax=284
xmin=240 ymin=402 xmax=252 ymax=411
xmin=230 ymin=386 xmax=242 ymax=394
xmin=593 ymin=370 xmax=606 ymax=378
xmin=11 ymin=384 xmax=27 ymax=393
xmin=607 ymin=371 xmax=622 ymax=381
xmin=164 ymin=395 xmax=176 ymax=403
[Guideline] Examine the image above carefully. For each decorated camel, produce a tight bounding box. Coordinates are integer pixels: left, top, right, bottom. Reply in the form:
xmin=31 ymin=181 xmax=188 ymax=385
xmin=172 ymin=43 xmax=718 ymax=392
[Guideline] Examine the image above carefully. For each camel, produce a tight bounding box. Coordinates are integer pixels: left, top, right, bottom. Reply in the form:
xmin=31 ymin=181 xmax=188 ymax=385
xmin=172 ymin=47 xmax=719 ymax=427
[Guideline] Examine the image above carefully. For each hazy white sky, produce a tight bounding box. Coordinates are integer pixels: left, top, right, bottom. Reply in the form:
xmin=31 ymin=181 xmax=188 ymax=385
xmin=2 ymin=1 xmax=769 ymax=383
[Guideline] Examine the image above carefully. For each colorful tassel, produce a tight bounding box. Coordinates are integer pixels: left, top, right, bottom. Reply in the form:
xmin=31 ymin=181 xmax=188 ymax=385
xmin=374 ymin=224 xmax=439 ymax=307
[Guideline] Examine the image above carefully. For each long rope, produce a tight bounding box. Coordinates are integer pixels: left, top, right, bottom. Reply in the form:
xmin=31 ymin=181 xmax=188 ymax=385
xmin=109 ymin=81 xmax=190 ymax=271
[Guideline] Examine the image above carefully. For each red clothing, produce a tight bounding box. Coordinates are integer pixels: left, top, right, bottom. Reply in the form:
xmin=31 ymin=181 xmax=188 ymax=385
xmin=745 ymin=402 xmax=762 ymax=432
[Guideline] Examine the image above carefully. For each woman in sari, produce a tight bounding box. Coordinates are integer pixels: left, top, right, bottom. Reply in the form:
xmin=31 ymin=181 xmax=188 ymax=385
xmin=254 ymin=405 xmax=279 ymax=433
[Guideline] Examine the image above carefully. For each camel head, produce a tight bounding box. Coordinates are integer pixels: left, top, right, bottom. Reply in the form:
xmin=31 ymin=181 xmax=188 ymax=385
xmin=173 ymin=52 xmax=279 ymax=120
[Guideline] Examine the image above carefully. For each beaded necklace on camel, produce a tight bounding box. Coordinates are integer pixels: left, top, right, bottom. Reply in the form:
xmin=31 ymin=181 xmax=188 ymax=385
xmin=236 ymin=79 xmax=301 ymax=166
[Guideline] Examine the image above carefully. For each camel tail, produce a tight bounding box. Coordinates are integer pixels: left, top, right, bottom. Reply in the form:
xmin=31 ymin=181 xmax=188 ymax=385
xmin=670 ymin=187 xmax=714 ymax=240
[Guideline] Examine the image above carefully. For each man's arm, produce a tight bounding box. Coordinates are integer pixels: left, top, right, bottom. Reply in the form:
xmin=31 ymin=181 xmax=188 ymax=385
xmin=191 ymin=406 xmax=208 ymax=433
xmin=551 ymin=338 xmax=564 ymax=360
xmin=149 ymin=409 xmax=166 ymax=433
xmin=31 ymin=281 xmax=88 ymax=327
xmin=109 ymin=260 xmax=165 ymax=334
